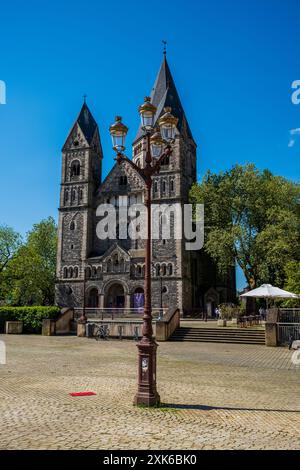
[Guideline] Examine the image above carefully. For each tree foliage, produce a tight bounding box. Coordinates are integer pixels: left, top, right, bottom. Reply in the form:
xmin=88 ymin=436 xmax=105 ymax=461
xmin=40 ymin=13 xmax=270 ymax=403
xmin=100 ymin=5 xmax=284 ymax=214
xmin=190 ymin=164 xmax=300 ymax=289
xmin=0 ymin=225 xmax=22 ymax=273
xmin=0 ymin=217 xmax=57 ymax=306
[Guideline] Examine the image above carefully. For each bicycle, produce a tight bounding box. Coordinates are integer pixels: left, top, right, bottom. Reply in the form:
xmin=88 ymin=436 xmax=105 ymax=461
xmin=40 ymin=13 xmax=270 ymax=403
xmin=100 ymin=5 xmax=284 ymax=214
xmin=94 ymin=324 xmax=110 ymax=341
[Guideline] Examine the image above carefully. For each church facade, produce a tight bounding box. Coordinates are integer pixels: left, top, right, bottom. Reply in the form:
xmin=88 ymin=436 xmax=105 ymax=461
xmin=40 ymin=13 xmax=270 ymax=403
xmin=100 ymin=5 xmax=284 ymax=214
xmin=55 ymin=56 xmax=236 ymax=316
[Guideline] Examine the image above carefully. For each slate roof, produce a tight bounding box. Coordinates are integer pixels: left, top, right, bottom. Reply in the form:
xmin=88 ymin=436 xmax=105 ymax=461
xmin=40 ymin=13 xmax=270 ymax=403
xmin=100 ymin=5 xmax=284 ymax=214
xmin=76 ymin=102 xmax=98 ymax=144
xmin=134 ymin=56 xmax=194 ymax=143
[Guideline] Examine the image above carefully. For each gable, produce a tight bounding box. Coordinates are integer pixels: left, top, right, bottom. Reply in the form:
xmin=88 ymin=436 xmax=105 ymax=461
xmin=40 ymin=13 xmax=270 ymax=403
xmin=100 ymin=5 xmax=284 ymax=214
xmin=96 ymin=159 xmax=145 ymax=198
xmin=101 ymin=243 xmax=131 ymax=262
xmin=63 ymin=123 xmax=89 ymax=151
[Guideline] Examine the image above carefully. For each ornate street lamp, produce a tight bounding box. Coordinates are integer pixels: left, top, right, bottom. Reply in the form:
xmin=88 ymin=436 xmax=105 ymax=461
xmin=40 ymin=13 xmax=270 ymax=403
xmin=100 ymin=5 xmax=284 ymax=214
xmin=109 ymin=97 xmax=178 ymax=406
xmin=150 ymin=128 xmax=164 ymax=159
xmin=109 ymin=116 xmax=128 ymax=153
xmin=158 ymin=107 xmax=178 ymax=142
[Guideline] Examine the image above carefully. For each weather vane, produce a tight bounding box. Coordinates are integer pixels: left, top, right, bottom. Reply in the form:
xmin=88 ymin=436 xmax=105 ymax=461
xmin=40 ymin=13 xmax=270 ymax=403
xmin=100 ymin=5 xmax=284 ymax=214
xmin=162 ymin=40 xmax=167 ymax=56
xmin=83 ymin=94 xmax=87 ymax=103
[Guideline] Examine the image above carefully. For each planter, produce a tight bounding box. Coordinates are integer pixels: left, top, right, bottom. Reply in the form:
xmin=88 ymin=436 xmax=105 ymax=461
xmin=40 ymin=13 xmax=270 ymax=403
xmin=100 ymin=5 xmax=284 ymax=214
xmin=217 ymin=319 xmax=227 ymax=327
xmin=5 ymin=321 xmax=23 ymax=334
xmin=230 ymin=318 xmax=238 ymax=326
xmin=42 ymin=319 xmax=56 ymax=336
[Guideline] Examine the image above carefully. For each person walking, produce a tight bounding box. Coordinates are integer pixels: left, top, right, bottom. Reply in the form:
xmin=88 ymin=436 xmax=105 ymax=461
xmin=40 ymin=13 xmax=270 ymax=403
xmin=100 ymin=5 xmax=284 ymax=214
xmin=214 ymin=306 xmax=220 ymax=319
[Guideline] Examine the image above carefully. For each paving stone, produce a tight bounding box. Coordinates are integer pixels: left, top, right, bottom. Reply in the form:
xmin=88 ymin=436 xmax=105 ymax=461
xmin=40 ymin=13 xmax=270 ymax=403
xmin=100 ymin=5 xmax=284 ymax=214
xmin=0 ymin=335 xmax=299 ymax=449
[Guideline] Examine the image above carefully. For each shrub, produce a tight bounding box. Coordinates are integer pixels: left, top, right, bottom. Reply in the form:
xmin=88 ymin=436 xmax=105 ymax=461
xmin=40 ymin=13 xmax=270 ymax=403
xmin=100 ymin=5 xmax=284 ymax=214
xmin=219 ymin=303 xmax=240 ymax=320
xmin=0 ymin=306 xmax=60 ymax=333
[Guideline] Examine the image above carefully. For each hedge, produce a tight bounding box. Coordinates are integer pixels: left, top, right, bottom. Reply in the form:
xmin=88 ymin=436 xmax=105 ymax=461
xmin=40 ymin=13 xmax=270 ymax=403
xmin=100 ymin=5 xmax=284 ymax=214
xmin=0 ymin=306 xmax=61 ymax=333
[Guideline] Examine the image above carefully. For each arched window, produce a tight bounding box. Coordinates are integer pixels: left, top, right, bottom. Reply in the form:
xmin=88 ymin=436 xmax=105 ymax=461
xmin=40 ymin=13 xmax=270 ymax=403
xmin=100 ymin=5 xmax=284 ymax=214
xmin=87 ymin=288 xmax=99 ymax=308
xmin=69 ymin=267 xmax=73 ymax=278
xmin=79 ymin=188 xmax=83 ymax=200
xmin=70 ymin=220 xmax=75 ymax=230
xmin=92 ymin=266 xmax=97 ymax=278
xmin=156 ymin=264 xmax=161 ymax=276
xmin=168 ymin=264 xmax=173 ymax=276
xmin=119 ymin=176 xmax=127 ymax=186
xmin=85 ymin=266 xmax=92 ymax=279
xmin=136 ymin=159 xmax=141 ymax=168
xmin=70 ymin=160 xmax=80 ymax=177
xmin=63 ymin=267 xmax=68 ymax=278
xmin=170 ymin=180 xmax=174 ymax=192
xmin=154 ymin=181 xmax=158 ymax=193
xmin=137 ymin=265 xmax=142 ymax=276
xmin=162 ymin=265 xmax=167 ymax=276
xmin=65 ymin=190 xmax=69 ymax=202
xmin=74 ymin=266 xmax=79 ymax=278
xmin=162 ymin=181 xmax=166 ymax=193
xmin=161 ymin=155 xmax=169 ymax=166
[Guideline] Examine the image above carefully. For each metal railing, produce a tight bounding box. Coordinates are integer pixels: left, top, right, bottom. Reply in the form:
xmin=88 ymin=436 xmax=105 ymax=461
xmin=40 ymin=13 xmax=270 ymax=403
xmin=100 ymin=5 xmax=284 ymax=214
xmin=279 ymin=308 xmax=300 ymax=323
xmin=277 ymin=322 xmax=300 ymax=345
xmin=74 ymin=307 xmax=166 ymax=321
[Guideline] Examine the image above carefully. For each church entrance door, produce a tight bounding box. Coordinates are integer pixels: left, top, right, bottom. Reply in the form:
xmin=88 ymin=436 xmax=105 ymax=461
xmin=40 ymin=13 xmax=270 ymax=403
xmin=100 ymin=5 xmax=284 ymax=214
xmin=105 ymin=283 xmax=125 ymax=309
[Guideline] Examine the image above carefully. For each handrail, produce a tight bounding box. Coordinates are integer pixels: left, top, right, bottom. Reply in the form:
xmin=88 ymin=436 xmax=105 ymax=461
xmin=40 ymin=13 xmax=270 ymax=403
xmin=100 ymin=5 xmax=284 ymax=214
xmin=155 ymin=308 xmax=180 ymax=341
xmin=73 ymin=307 xmax=166 ymax=320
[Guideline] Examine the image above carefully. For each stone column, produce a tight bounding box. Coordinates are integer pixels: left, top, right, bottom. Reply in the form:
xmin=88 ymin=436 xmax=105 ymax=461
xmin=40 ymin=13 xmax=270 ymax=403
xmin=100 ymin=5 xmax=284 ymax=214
xmin=265 ymin=308 xmax=279 ymax=347
xmin=99 ymin=294 xmax=104 ymax=309
xmin=125 ymin=294 xmax=131 ymax=310
xmin=77 ymin=321 xmax=86 ymax=337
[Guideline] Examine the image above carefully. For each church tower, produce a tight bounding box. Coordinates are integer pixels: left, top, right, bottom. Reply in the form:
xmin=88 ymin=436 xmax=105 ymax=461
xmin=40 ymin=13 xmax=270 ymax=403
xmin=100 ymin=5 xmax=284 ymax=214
xmin=133 ymin=54 xmax=197 ymax=312
xmin=55 ymin=102 xmax=103 ymax=307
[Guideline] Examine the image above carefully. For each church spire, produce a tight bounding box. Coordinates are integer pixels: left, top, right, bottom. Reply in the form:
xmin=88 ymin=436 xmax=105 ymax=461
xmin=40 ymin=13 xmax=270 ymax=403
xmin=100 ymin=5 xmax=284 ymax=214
xmin=63 ymin=100 xmax=99 ymax=150
xmin=76 ymin=101 xmax=98 ymax=145
xmin=135 ymin=55 xmax=194 ymax=142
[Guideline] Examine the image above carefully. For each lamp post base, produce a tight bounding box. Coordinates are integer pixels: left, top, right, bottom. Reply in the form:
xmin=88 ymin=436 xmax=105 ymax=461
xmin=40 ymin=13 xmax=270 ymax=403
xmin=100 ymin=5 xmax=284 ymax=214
xmin=134 ymin=337 xmax=160 ymax=407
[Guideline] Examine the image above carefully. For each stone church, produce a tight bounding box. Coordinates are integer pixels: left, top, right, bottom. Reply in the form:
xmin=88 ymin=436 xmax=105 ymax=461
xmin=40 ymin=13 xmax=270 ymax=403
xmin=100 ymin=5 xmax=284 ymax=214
xmin=55 ymin=55 xmax=236 ymax=316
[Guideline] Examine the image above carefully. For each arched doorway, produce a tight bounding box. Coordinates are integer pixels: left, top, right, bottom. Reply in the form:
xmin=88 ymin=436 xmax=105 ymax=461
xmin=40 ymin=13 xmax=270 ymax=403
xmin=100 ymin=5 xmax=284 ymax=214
xmin=86 ymin=288 xmax=99 ymax=308
xmin=204 ymin=288 xmax=219 ymax=318
xmin=133 ymin=287 xmax=144 ymax=311
xmin=105 ymin=283 xmax=125 ymax=308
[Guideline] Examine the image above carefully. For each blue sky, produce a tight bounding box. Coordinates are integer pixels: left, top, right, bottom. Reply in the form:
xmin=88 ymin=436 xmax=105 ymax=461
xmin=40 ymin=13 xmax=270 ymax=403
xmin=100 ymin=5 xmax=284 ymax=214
xmin=0 ymin=0 xmax=299 ymax=289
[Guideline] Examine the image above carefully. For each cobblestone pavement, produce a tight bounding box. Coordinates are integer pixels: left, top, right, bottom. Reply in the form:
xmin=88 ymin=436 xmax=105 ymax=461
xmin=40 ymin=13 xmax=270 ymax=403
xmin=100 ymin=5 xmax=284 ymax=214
xmin=0 ymin=335 xmax=299 ymax=450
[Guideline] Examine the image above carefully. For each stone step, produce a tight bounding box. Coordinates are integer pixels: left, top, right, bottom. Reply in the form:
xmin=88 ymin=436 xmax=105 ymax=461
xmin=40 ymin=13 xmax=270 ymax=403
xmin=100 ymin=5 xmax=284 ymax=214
xmin=169 ymin=338 xmax=265 ymax=344
xmin=170 ymin=327 xmax=265 ymax=344
xmin=175 ymin=328 xmax=264 ymax=335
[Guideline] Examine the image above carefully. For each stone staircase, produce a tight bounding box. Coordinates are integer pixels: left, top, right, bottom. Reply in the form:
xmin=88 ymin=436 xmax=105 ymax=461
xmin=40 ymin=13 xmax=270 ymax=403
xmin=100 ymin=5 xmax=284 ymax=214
xmin=169 ymin=326 xmax=265 ymax=345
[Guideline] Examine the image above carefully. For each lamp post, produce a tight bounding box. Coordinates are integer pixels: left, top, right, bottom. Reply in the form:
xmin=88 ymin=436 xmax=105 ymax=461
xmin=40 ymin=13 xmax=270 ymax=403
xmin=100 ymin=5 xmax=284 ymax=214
xmin=79 ymin=265 xmax=87 ymax=324
xmin=109 ymin=97 xmax=178 ymax=406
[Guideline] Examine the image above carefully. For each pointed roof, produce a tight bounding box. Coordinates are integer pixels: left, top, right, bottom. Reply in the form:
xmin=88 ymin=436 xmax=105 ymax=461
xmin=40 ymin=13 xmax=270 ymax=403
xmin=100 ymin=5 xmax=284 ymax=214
xmin=135 ymin=55 xmax=194 ymax=142
xmin=76 ymin=102 xmax=98 ymax=144
xmin=63 ymin=102 xmax=98 ymax=150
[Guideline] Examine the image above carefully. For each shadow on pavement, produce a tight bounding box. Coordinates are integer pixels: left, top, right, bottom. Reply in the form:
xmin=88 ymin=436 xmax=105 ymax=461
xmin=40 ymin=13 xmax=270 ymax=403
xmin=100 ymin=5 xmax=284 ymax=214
xmin=163 ymin=403 xmax=300 ymax=413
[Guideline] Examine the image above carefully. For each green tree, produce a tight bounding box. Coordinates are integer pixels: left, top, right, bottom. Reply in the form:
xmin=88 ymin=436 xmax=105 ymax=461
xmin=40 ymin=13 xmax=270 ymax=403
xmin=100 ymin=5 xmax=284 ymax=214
xmin=281 ymin=261 xmax=300 ymax=307
xmin=5 ymin=217 xmax=57 ymax=306
xmin=190 ymin=164 xmax=300 ymax=289
xmin=0 ymin=225 xmax=22 ymax=272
